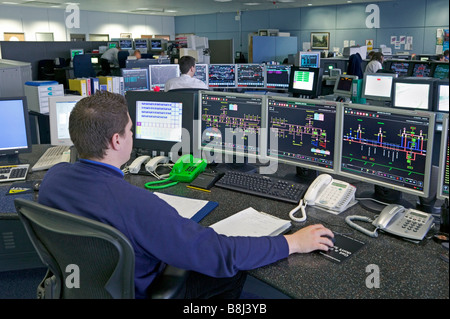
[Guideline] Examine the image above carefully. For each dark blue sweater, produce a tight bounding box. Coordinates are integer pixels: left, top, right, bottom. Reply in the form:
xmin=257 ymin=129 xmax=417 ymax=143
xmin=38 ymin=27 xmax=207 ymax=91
xmin=38 ymin=160 xmax=289 ymax=299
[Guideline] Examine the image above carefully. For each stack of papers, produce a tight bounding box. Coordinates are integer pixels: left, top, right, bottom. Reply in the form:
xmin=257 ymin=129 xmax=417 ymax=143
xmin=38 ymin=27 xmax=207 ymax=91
xmin=210 ymin=207 xmax=291 ymax=237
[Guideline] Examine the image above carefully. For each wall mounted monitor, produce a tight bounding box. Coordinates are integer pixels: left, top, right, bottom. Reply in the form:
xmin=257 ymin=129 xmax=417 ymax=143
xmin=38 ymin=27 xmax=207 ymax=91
xmin=266 ymin=96 xmax=338 ymax=173
xmin=333 ymin=75 xmax=358 ymax=97
xmin=48 ymin=95 xmax=83 ymax=147
xmin=236 ymin=64 xmax=265 ymax=88
xmin=208 ymin=64 xmax=236 ymax=88
xmin=411 ymin=62 xmax=432 ymax=77
xmin=299 ymin=51 xmax=321 ymax=68
xmin=265 ymin=64 xmax=291 ymax=89
xmin=194 ymin=64 xmax=209 ymax=86
xmin=288 ymin=67 xmax=320 ymax=98
xmin=0 ymin=97 xmax=32 ymax=161
xmin=431 ymin=62 xmax=449 ymax=79
xmin=149 ymin=64 xmax=180 ymax=90
xmin=121 ymin=68 xmax=149 ymax=91
xmin=362 ymin=73 xmax=397 ymax=102
xmin=388 ymin=61 xmax=410 ymax=77
xmin=437 ymin=114 xmax=449 ymax=199
xmin=339 ymin=103 xmax=435 ymax=199
xmin=126 ymin=91 xmax=197 ymax=158
xmin=118 ymin=39 xmax=133 ymax=50
xmin=70 ymin=48 xmax=84 ymax=60
xmin=392 ymin=77 xmax=435 ymax=110
xmin=199 ymin=91 xmax=264 ymax=159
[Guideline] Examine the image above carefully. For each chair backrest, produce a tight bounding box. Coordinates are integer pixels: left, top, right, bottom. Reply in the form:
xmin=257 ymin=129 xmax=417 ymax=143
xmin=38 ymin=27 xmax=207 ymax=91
xmin=73 ymin=54 xmax=96 ymax=78
xmin=118 ymin=51 xmax=129 ymax=68
xmin=14 ymin=198 xmax=135 ymax=299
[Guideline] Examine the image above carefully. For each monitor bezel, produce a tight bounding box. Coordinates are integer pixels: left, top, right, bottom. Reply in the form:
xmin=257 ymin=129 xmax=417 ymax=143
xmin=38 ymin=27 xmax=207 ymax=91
xmin=148 ymin=64 xmax=180 ymax=90
xmin=337 ymin=103 xmax=436 ymax=198
xmin=288 ymin=66 xmax=320 ymax=97
xmin=265 ymin=64 xmax=291 ymax=89
xmin=361 ymin=72 xmax=397 ymax=102
xmin=392 ymin=77 xmax=435 ymax=111
xmin=197 ymin=90 xmax=266 ymax=161
xmin=236 ymin=63 xmax=266 ymax=88
xmin=0 ymin=96 xmax=32 ymax=157
xmin=126 ymin=91 xmax=197 ymax=159
xmin=207 ymin=64 xmax=237 ymax=88
xmin=333 ymin=74 xmax=358 ymax=97
xmin=49 ymin=95 xmax=83 ymax=147
xmin=264 ymin=95 xmax=339 ymax=174
xmin=437 ymin=113 xmax=449 ymax=200
xmin=121 ymin=68 xmax=150 ymax=91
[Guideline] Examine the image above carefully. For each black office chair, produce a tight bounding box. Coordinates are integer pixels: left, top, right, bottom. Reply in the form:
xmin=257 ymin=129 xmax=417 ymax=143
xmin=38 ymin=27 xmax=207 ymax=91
xmin=73 ymin=54 xmax=96 ymax=78
xmin=37 ymin=59 xmax=56 ymax=80
xmin=14 ymin=198 xmax=188 ymax=299
xmin=118 ymin=51 xmax=129 ymax=68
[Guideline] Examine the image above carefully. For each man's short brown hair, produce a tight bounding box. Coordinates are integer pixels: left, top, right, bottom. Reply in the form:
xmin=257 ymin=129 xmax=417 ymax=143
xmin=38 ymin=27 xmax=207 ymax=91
xmin=69 ymin=91 xmax=129 ymax=159
xmin=179 ymin=55 xmax=196 ymax=74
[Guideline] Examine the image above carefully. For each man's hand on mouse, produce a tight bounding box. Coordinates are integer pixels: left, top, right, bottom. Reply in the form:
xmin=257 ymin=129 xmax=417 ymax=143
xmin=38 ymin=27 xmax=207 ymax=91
xmin=284 ymin=224 xmax=334 ymax=255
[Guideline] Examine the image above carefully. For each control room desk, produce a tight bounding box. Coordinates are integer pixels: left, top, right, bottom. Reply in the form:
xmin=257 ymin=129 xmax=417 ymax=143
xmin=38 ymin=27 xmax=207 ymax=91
xmin=1 ymin=145 xmax=449 ymax=299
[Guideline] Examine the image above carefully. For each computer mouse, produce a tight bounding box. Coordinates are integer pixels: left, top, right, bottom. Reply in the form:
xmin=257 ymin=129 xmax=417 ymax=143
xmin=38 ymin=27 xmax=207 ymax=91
xmin=32 ymin=180 xmax=42 ymax=191
xmin=322 ymin=234 xmax=336 ymax=245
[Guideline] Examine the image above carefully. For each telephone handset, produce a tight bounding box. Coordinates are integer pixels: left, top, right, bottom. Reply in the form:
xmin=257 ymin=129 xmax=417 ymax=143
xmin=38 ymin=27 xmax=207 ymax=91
xmin=128 ymin=155 xmax=151 ymax=174
xmin=144 ymin=154 xmax=207 ymax=189
xmin=289 ymin=174 xmax=356 ymax=222
xmin=345 ymin=204 xmax=435 ymax=241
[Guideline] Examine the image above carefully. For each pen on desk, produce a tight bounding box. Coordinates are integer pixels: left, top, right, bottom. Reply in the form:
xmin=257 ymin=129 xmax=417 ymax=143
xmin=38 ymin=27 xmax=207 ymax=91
xmin=186 ymin=185 xmax=211 ymax=193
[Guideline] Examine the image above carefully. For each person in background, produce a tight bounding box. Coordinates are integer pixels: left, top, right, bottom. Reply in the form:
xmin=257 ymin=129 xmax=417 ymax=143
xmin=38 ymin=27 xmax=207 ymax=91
xmin=441 ymin=50 xmax=449 ymax=61
xmin=365 ymin=52 xmax=384 ymax=74
xmin=99 ymin=46 xmax=121 ymax=75
xmin=164 ymin=55 xmax=208 ymax=92
xmin=133 ymin=49 xmax=142 ymax=60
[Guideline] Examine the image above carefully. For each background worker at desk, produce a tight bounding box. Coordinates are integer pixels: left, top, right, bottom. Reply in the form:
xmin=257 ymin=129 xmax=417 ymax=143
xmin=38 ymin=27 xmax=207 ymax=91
xmin=99 ymin=46 xmax=121 ymax=76
xmin=37 ymin=91 xmax=334 ymax=299
xmin=164 ymin=55 xmax=208 ymax=92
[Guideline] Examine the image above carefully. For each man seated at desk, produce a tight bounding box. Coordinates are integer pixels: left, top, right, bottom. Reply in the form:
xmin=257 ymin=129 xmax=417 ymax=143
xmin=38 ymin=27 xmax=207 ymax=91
xmin=164 ymin=55 xmax=208 ymax=92
xmin=37 ymin=91 xmax=334 ymax=299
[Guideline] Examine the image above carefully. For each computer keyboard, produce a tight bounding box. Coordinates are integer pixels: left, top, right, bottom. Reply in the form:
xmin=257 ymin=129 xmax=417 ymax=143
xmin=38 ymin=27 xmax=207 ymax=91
xmin=32 ymin=145 xmax=71 ymax=172
xmin=0 ymin=164 xmax=30 ymax=183
xmin=215 ymin=171 xmax=306 ymax=204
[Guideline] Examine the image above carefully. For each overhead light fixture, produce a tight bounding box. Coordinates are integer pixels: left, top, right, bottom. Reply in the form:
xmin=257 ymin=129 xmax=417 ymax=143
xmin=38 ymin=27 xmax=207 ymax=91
xmin=244 ymin=2 xmax=261 ymax=5
xmin=2 ymin=1 xmax=19 ymax=4
xmin=214 ymin=0 xmax=232 ymax=2
xmin=307 ymin=3 xmax=313 ymax=6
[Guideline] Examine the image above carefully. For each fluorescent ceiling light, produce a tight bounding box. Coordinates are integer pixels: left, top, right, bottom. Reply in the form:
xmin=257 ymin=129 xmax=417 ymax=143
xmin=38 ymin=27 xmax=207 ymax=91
xmin=244 ymin=2 xmax=261 ymax=5
xmin=214 ymin=0 xmax=232 ymax=2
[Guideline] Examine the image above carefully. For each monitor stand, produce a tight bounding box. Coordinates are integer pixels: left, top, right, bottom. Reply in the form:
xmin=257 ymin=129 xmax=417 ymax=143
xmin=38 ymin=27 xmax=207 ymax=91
xmin=0 ymin=154 xmax=21 ymax=165
xmin=357 ymin=185 xmax=413 ymax=213
xmin=208 ymin=154 xmax=257 ymax=174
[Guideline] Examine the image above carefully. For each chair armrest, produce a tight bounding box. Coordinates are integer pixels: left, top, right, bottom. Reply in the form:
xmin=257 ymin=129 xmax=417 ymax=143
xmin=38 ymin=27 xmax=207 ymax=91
xmin=146 ymin=265 xmax=189 ymax=299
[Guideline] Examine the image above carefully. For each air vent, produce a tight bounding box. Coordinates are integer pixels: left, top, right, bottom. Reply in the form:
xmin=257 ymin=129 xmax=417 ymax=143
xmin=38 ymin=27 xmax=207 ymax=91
xmin=22 ymin=1 xmax=62 ymax=7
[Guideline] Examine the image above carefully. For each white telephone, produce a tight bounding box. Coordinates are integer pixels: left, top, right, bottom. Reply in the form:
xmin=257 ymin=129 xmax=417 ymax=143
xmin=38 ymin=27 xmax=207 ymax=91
xmin=127 ymin=155 xmax=170 ymax=175
xmin=128 ymin=155 xmax=151 ymax=174
xmin=289 ymin=174 xmax=356 ymax=222
xmin=145 ymin=155 xmax=169 ymax=173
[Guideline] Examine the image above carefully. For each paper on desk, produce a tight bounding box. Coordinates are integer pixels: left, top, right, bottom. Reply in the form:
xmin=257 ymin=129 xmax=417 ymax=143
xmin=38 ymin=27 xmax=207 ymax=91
xmin=210 ymin=207 xmax=291 ymax=237
xmin=154 ymin=192 xmax=210 ymax=219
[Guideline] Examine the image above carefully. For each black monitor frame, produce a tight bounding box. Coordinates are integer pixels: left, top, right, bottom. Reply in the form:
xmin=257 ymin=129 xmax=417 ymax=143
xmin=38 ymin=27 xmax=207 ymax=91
xmin=409 ymin=61 xmax=432 ymax=77
xmin=387 ymin=60 xmax=411 ymax=77
xmin=288 ymin=67 xmax=320 ymax=98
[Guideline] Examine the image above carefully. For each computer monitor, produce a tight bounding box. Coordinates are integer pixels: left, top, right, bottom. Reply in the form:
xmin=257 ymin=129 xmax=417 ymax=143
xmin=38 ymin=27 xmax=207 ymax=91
xmin=134 ymin=39 xmax=148 ymax=52
xmin=265 ymin=64 xmax=291 ymax=89
xmin=199 ymin=91 xmax=264 ymax=160
xmin=236 ymin=64 xmax=265 ymax=88
xmin=91 ymin=56 xmax=99 ymax=64
xmin=435 ymin=80 xmax=449 ymax=113
xmin=392 ymin=77 xmax=434 ymax=110
xmin=108 ymin=42 xmax=118 ymax=49
xmin=288 ymin=67 xmax=320 ymax=98
xmin=388 ymin=61 xmax=410 ymax=77
xmin=437 ymin=114 xmax=449 ymax=200
xmin=339 ymin=103 xmax=435 ymax=205
xmin=70 ymin=49 xmax=84 ymax=60
xmin=266 ymin=96 xmax=338 ymax=173
xmin=299 ymin=51 xmax=321 ymax=68
xmin=119 ymin=39 xmax=133 ymax=51
xmin=149 ymin=64 xmax=180 ymax=90
xmin=333 ymin=75 xmax=358 ymax=97
xmin=0 ymin=97 xmax=32 ymax=162
xmin=208 ymin=64 xmax=237 ymax=88
xmin=126 ymin=91 xmax=197 ymax=158
xmin=411 ymin=62 xmax=432 ymax=77
xmin=431 ymin=62 xmax=449 ymax=79
xmin=48 ymin=96 xmax=83 ymax=147
xmin=150 ymin=39 xmax=167 ymax=52
xmin=194 ymin=64 xmax=209 ymax=86
xmin=121 ymin=68 xmax=149 ymax=91
xmin=362 ymin=73 xmax=397 ymax=102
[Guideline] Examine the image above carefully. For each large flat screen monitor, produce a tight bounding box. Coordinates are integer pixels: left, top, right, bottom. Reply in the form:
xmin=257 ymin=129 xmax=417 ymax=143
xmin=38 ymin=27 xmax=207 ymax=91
xmin=288 ymin=67 xmax=320 ymax=98
xmin=392 ymin=77 xmax=434 ymax=110
xmin=49 ymin=95 xmax=83 ymax=147
xmin=149 ymin=64 xmax=180 ymax=90
xmin=266 ymin=96 xmax=338 ymax=174
xmin=0 ymin=97 xmax=32 ymax=161
xmin=431 ymin=62 xmax=449 ymax=79
xmin=236 ymin=64 xmax=265 ymax=88
xmin=333 ymin=75 xmax=358 ymax=97
xmin=339 ymin=103 xmax=435 ymax=202
xmin=362 ymin=73 xmax=397 ymax=102
xmin=121 ymin=68 xmax=149 ymax=91
xmin=208 ymin=64 xmax=236 ymax=88
xmin=126 ymin=91 xmax=197 ymax=159
xmin=199 ymin=91 xmax=264 ymax=160
xmin=265 ymin=64 xmax=291 ymax=89
xmin=437 ymin=114 xmax=449 ymax=200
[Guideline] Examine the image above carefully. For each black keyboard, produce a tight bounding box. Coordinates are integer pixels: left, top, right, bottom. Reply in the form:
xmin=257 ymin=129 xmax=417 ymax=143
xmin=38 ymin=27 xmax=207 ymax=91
xmin=215 ymin=171 xmax=306 ymax=204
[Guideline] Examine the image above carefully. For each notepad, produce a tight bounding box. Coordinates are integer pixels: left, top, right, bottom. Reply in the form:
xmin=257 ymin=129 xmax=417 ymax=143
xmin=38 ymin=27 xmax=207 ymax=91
xmin=210 ymin=207 xmax=292 ymax=237
xmin=154 ymin=192 xmax=218 ymax=223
